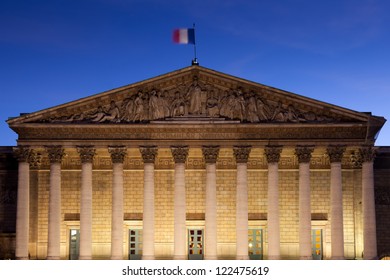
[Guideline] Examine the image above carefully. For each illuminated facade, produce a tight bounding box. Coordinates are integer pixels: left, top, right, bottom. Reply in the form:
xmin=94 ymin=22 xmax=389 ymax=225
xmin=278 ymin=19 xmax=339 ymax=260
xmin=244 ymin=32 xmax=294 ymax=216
xmin=1 ymin=66 xmax=389 ymax=260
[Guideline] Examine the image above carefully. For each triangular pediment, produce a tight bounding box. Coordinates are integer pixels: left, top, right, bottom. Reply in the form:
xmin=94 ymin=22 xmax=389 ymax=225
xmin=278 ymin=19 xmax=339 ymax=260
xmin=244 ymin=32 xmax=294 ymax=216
xmin=7 ymin=65 xmax=385 ymax=144
xmin=7 ymin=65 xmax=377 ymax=125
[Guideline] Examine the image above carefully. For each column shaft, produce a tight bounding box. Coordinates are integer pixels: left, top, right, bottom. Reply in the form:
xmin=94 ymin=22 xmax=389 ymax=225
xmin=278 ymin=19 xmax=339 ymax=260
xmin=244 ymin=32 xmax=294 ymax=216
xmin=205 ymin=163 xmax=217 ymax=259
xmin=330 ymin=162 xmax=344 ymax=259
xmin=111 ymin=162 xmax=124 ymax=259
xmin=267 ymin=162 xmax=280 ymax=259
xmin=233 ymin=146 xmax=251 ymax=260
xmin=47 ymin=162 xmax=62 ymax=260
xmin=174 ymin=162 xmax=186 ymax=259
xmin=362 ymin=160 xmax=377 ymax=259
xmin=296 ymin=146 xmax=314 ymax=260
xmin=143 ymin=162 xmax=155 ymax=260
xmin=109 ymin=146 xmax=127 ymax=260
xmin=15 ymin=160 xmax=30 ymax=260
xmin=171 ymin=146 xmax=189 ymax=260
xmin=79 ymin=162 xmax=93 ymax=259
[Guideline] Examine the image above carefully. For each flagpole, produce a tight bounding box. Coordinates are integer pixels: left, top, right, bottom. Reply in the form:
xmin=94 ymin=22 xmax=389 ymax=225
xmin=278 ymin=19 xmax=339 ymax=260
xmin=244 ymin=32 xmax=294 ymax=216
xmin=192 ymin=23 xmax=199 ymax=65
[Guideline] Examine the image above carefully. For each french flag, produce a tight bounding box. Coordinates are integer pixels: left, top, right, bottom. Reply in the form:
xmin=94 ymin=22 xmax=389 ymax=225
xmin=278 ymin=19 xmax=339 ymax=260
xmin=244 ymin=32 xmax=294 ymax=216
xmin=172 ymin=28 xmax=195 ymax=44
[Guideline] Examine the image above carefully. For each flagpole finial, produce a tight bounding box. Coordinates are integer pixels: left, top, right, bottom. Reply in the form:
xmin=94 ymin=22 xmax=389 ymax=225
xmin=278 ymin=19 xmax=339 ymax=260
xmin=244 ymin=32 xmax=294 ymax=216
xmin=192 ymin=58 xmax=199 ymax=66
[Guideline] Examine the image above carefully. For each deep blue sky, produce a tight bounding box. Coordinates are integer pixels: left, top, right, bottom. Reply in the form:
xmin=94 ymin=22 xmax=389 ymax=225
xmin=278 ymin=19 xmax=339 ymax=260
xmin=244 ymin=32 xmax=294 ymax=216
xmin=1 ymin=0 xmax=389 ymax=146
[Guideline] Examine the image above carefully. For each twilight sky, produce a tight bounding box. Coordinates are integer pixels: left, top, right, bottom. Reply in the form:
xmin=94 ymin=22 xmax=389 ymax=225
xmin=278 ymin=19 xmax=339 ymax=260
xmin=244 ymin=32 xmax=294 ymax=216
xmin=1 ymin=0 xmax=389 ymax=146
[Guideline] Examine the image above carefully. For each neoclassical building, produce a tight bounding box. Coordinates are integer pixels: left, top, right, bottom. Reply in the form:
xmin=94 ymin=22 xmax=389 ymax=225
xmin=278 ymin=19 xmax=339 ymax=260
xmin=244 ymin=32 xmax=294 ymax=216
xmin=1 ymin=65 xmax=389 ymax=260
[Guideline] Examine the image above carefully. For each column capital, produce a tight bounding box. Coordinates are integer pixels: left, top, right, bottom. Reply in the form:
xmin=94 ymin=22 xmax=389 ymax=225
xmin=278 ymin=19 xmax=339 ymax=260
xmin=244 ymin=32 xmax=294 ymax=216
xmin=13 ymin=146 xmax=31 ymax=162
xmin=359 ymin=145 xmax=376 ymax=163
xmin=29 ymin=150 xmax=42 ymax=170
xmin=45 ymin=146 xmax=65 ymax=164
xmin=202 ymin=146 xmax=220 ymax=164
xmin=171 ymin=146 xmax=189 ymax=163
xmin=140 ymin=146 xmax=158 ymax=163
xmin=295 ymin=146 xmax=314 ymax=163
xmin=108 ymin=146 xmax=127 ymax=164
xmin=77 ymin=146 xmax=96 ymax=163
xmin=233 ymin=146 xmax=251 ymax=163
xmin=264 ymin=145 xmax=282 ymax=163
xmin=327 ymin=145 xmax=346 ymax=163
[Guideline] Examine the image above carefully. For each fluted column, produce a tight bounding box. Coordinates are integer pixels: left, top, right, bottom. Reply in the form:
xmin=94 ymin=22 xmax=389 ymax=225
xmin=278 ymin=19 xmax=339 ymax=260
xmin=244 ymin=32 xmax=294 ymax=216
xmin=171 ymin=146 xmax=189 ymax=260
xmin=13 ymin=146 xmax=32 ymax=260
xmin=327 ymin=145 xmax=346 ymax=260
xmin=77 ymin=146 xmax=96 ymax=260
xmin=265 ymin=146 xmax=282 ymax=260
xmin=109 ymin=146 xmax=127 ymax=260
xmin=233 ymin=146 xmax=251 ymax=260
xmin=360 ymin=146 xmax=377 ymax=260
xmin=202 ymin=146 xmax=220 ymax=260
xmin=46 ymin=146 xmax=65 ymax=260
xmin=140 ymin=146 xmax=158 ymax=260
xmin=296 ymin=146 xmax=314 ymax=260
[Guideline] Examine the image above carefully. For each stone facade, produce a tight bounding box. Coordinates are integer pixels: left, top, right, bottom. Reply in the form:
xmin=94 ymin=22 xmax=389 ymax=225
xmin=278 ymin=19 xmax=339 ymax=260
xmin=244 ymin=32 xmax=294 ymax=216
xmin=1 ymin=65 xmax=389 ymax=260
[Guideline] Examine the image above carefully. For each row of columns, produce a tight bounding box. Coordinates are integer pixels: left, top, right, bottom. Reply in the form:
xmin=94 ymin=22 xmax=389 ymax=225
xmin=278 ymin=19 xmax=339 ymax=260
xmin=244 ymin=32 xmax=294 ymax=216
xmin=13 ymin=145 xmax=378 ymax=260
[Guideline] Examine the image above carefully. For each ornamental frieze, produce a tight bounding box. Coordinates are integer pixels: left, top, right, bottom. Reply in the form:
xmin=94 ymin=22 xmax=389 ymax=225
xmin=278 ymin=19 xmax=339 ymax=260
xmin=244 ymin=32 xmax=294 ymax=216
xmin=37 ymin=75 xmax=342 ymax=125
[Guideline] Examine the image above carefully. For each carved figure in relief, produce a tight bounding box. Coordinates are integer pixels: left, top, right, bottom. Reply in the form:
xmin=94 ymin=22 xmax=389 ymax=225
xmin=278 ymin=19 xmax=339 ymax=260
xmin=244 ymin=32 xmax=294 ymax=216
xmin=219 ymin=90 xmax=236 ymax=119
xmin=206 ymin=94 xmax=219 ymax=117
xmin=91 ymin=106 xmax=106 ymax=122
xmin=97 ymin=101 xmax=120 ymax=123
xmin=171 ymin=91 xmax=186 ymax=116
xmin=285 ymin=104 xmax=300 ymax=123
xmin=186 ymin=77 xmax=205 ymax=115
xmin=121 ymin=97 xmax=135 ymax=122
xmin=158 ymin=90 xmax=170 ymax=118
xmin=271 ymin=101 xmax=286 ymax=122
xmin=149 ymin=89 xmax=164 ymax=120
xmin=246 ymin=92 xmax=259 ymax=123
xmin=256 ymin=97 xmax=269 ymax=121
xmin=133 ymin=91 xmax=145 ymax=122
xmin=233 ymin=88 xmax=246 ymax=121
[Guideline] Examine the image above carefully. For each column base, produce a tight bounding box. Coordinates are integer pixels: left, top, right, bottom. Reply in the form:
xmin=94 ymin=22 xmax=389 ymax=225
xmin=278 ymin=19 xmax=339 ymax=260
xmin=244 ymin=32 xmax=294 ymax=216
xmin=110 ymin=255 xmax=123 ymax=260
xmin=79 ymin=255 xmax=92 ymax=260
xmin=267 ymin=255 xmax=281 ymax=260
xmin=46 ymin=256 xmax=60 ymax=260
xmin=142 ymin=255 xmax=155 ymax=260
xmin=173 ymin=255 xmax=187 ymax=260
xmin=331 ymin=256 xmax=345 ymax=260
xmin=236 ymin=255 xmax=249 ymax=260
xmin=16 ymin=256 xmax=29 ymax=260
xmin=204 ymin=255 xmax=218 ymax=260
xmin=300 ymin=256 xmax=313 ymax=260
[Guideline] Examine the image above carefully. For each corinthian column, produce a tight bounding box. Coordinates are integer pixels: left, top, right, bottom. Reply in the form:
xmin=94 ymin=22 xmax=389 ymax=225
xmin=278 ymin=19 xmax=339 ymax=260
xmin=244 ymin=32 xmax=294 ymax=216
xmin=140 ymin=146 xmax=158 ymax=260
xmin=109 ymin=146 xmax=127 ymax=260
xmin=13 ymin=146 xmax=32 ymax=260
xmin=233 ymin=146 xmax=251 ymax=260
xmin=171 ymin=146 xmax=189 ymax=260
xmin=359 ymin=146 xmax=377 ymax=260
xmin=46 ymin=146 xmax=65 ymax=260
xmin=202 ymin=146 xmax=220 ymax=260
xmin=327 ymin=145 xmax=346 ymax=260
xmin=265 ymin=146 xmax=282 ymax=260
xmin=77 ymin=146 xmax=96 ymax=260
xmin=296 ymin=146 xmax=314 ymax=260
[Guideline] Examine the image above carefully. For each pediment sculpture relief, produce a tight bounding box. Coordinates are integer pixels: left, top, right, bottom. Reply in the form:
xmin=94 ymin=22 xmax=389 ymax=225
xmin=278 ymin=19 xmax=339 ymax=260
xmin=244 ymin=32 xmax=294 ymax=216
xmin=43 ymin=76 xmax=336 ymax=124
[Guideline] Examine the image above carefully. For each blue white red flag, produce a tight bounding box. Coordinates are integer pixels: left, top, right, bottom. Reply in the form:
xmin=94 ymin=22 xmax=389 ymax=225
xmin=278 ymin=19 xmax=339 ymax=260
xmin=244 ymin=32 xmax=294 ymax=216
xmin=172 ymin=28 xmax=195 ymax=44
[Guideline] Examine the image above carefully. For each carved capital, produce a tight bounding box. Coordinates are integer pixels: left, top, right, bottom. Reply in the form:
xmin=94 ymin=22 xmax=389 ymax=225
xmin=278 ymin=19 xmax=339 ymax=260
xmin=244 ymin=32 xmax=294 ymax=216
xmin=13 ymin=146 xmax=31 ymax=162
xmin=295 ymin=146 xmax=314 ymax=163
xmin=108 ymin=146 xmax=127 ymax=164
xmin=233 ymin=146 xmax=251 ymax=163
xmin=29 ymin=150 xmax=42 ymax=169
xmin=264 ymin=146 xmax=282 ymax=163
xmin=140 ymin=146 xmax=158 ymax=163
xmin=45 ymin=146 xmax=65 ymax=164
xmin=77 ymin=146 xmax=96 ymax=163
xmin=359 ymin=145 xmax=376 ymax=163
xmin=327 ymin=145 xmax=346 ymax=163
xmin=202 ymin=146 xmax=220 ymax=164
xmin=171 ymin=146 xmax=189 ymax=163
